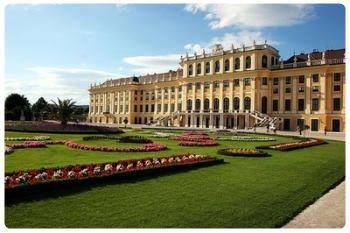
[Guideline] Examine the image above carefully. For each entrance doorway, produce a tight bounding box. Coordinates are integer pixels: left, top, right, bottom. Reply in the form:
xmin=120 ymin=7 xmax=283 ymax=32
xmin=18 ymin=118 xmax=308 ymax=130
xmin=283 ymin=119 xmax=291 ymax=130
xmin=311 ymin=119 xmax=319 ymax=131
xmin=261 ymin=96 xmax=268 ymax=114
xmin=332 ymin=119 xmax=340 ymax=132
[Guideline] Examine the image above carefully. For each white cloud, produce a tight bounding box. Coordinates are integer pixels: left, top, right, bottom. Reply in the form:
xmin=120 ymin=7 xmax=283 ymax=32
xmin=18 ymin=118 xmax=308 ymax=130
xmin=123 ymin=54 xmax=181 ymax=74
xmin=5 ymin=68 xmax=122 ymax=105
xmin=185 ymin=4 xmax=315 ymax=29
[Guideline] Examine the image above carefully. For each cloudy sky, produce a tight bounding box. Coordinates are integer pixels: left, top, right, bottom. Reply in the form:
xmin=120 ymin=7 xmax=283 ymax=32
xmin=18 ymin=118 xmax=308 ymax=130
xmin=5 ymin=4 xmax=345 ymax=104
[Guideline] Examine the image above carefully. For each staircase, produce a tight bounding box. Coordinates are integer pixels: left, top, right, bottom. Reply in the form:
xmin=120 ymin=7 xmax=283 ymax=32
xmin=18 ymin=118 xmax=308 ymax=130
xmin=249 ymin=110 xmax=278 ymax=128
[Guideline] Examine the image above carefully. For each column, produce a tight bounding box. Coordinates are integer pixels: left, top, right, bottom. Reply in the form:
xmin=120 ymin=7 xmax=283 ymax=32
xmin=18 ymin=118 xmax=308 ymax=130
xmin=175 ymin=87 xmax=179 ymax=112
xmin=220 ymin=114 xmax=224 ymax=129
xmin=279 ymin=77 xmax=284 ymax=113
xmin=161 ymin=88 xmax=165 ymax=114
xmin=292 ymin=76 xmax=297 ymax=113
xmin=305 ymin=75 xmax=311 ymax=114
xmin=251 ymin=78 xmax=256 ymax=111
xmin=239 ymin=78 xmax=244 ymax=113
xmin=117 ymin=92 xmax=120 ymax=114
xmin=200 ymin=83 xmax=205 ymax=112
xmin=319 ymin=72 xmax=326 ymax=114
xmin=229 ymin=81 xmax=233 ymax=112
xmin=209 ymin=82 xmax=213 ymax=112
xmin=219 ymin=81 xmax=223 ymax=113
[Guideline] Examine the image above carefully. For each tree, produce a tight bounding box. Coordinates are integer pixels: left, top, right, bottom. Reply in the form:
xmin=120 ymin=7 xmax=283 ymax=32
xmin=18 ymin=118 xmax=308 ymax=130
xmin=5 ymin=93 xmax=32 ymax=121
xmin=123 ymin=118 xmax=128 ymax=128
xmin=32 ymin=97 xmax=49 ymax=120
xmin=51 ymin=98 xmax=76 ymax=125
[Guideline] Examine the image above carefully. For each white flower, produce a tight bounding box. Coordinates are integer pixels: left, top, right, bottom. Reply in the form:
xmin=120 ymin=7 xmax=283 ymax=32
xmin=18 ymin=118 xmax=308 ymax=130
xmin=127 ymin=163 xmax=133 ymax=170
xmin=53 ymin=170 xmax=62 ymax=179
xmin=68 ymin=171 xmax=75 ymax=177
xmin=116 ymin=164 xmax=124 ymax=171
xmin=104 ymin=164 xmax=113 ymax=171
xmin=145 ymin=160 xmax=152 ymax=167
xmin=189 ymin=155 xmax=195 ymax=159
xmin=94 ymin=166 xmax=101 ymax=174
xmin=161 ymin=158 xmax=168 ymax=164
xmin=168 ymin=157 xmax=174 ymax=163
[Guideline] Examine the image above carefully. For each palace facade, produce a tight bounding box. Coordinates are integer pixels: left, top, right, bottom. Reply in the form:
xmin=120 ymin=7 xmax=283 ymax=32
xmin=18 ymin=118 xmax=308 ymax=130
xmin=88 ymin=42 xmax=345 ymax=132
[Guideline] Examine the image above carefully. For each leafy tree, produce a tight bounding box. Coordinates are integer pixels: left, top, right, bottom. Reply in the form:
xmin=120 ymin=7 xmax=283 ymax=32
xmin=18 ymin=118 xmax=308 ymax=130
xmin=32 ymin=97 xmax=49 ymax=120
xmin=51 ymin=98 xmax=76 ymax=125
xmin=5 ymin=93 xmax=32 ymax=121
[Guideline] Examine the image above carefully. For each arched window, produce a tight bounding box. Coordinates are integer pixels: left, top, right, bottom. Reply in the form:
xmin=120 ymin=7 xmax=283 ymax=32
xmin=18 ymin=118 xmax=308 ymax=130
xmin=223 ymin=98 xmax=229 ymax=112
xmin=271 ymin=57 xmax=275 ymax=67
xmin=246 ymin=56 xmax=251 ymax=69
xmin=188 ymin=64 xmax=193 ymax=76
xmin=204 ymin=99 xmax=210 ymax=112
xmin=262 ymin=55 xmax=268 ymax=68
xmin=186 ymin=99 xmax=192 ymax=111
xmin=261 ymin=96 xmax=267 ymax=114
xmin=233 ymin=97 xmax=240 ymax=110
xmin=244 ymin=97 xmax=251 ymax=111
xmin=213 ymin=98 xmax=220 ymax=112
xmin=205 ymin=62 xmax=210 ymax=74
xmin=224 ymin=59 xmax=230 ymax=72
xmin=197 ymin=63 xmax=202 ymax=75
xmin=235 ymin=58 xmax=240 ymax=70
xmin=195 ymin=99 xmax=201 ymax=112
xmin=215 ymin=61 xmax=220 ymax=73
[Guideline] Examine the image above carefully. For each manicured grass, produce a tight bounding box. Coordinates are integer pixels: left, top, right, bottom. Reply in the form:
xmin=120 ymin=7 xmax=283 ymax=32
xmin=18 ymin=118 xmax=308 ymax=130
xmin=5 ymin=130 xmax=345 ymax=228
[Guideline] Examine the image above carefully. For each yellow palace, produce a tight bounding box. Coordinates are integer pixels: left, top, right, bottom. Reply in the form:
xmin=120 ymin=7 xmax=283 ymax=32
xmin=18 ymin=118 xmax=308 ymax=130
xmin=88 ymin=42 xmax=345 ymax=132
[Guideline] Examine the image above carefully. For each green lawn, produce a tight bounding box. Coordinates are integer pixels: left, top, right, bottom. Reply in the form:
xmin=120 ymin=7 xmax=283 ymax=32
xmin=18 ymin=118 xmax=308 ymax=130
xmin=4 ymin=130 xmax=345 ymax=228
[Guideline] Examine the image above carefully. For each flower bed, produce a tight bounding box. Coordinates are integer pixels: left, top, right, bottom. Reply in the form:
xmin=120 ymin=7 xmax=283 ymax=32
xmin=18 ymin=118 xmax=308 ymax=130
xmin=5 ymin=136 xmax=51 ymax=141
xmin=5 ymin=146 xmax=14 ymax=155
xmin=151 ymin=132 xmax=173 ymax=138
xmin=6 ymin=141 xmax=47 ymax=149
xmin=171 ymin=132 xmax=218 ymax=146
xmin=219 ymin=136 xmax=276 ymax=142
xmin=5 ymin=154 xmax=224 ymax=196
xmin=5 ymin=121 xmax=124 ymax=134
xmin=218 ymin=148 xmax=269 ymax=157
xmin=82 ymin=135 xmax=121 ymax=141
xmin=256 ymin=139 xmax=326 ymax=151
xmin=118 ymin=136 xmax=153 ymax=144
xmin=64 ymin=141 xmax=167 ymax=152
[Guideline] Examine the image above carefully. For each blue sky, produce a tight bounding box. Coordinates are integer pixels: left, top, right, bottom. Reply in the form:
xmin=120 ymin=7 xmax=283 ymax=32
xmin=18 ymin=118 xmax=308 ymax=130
xmin=5 ymin=4 xmax=345 ymax=104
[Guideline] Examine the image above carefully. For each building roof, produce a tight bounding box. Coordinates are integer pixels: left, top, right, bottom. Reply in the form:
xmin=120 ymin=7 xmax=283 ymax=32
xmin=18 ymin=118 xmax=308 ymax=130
xmin=284 ymin=49 xmax=345 ymax=63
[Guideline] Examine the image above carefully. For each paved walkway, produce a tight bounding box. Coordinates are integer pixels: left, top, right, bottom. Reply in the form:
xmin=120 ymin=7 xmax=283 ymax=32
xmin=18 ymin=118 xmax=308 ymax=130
xmin=284 ymin=182 xmax=345 ymax=228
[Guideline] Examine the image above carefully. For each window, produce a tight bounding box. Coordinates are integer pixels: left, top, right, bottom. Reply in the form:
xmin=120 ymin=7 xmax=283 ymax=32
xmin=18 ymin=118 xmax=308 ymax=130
xmin=171 ymin=87 xmax=175 ymax=92
xmin=134 ymin=105 xmax=137 ymax=112
xmin=244 ymin=78 xmax=251 ymax=86
xmin=334 ymin=85 xmax=341 ymax=92
xmin=235 ymin=58 xmax=240 ymax=70
xmin=214 ymin=81 xmax=220 ymax=88
xmin=262 ymin=77 xmax=268 ymax=85
xmin=285 ymin=99 xmax=291 ymax=111
xmin=178 ymin=86 xmax=182 ymax=92
xmin=151 ymin=104 xmax=155 ymax=112
xmin=164 ymin=104 xmax=168 ymax=112
xmin=272 ymin=100 xmax=279 ymax=111
xmin=271 ymin=57 xmax=275 ymax=66
xmin=299 ymin=75 xmax=305 ymax=84
xmin=244 ymin=97 xmax=251 ymax=111
xmin=311 ymin=119 xmax=319 ymax=131
xmin=333 ymin=98 xmax=341 ymax=111
xmin=215 ymin=61 xmax=220 ymax=73
xmin=223 ymin=80 xmax=230 ymax=88
xmin=134 ymin=91 xmax=138 ymax=95
xmin=213 ymin=98 xmax=220 ymax=112
xmin=205 ymin=62 xmax=210 ymax=74
xmin=170 ymin=104 xmax=174 ymax=112
xmin=312 ymin=98 xmax=319 ymax=111
xmin=195 ymin=99 xmax=201 ymax=112
xmin=298 ymin=99 xmax=304 ymax=111
xmin=188 ymin=65 xmax=193 ymax=76
xmin=224 ymin=59 xmax=230 ymax=71
xmin=197 ymin=63 xmax=202 ymax=75
xmin=195 ymin=82 xmax=201 ymax=89
xmin=262 ymin=55 xmax=268 ymax=68
xmin=334 ymin=73 xmax=341 ymax=82
xmin=273 ymin=88 xmax=278 ymax=94
xmin=204 ymin=99 xmax=210 ymax=112
xmin=186 ymin=99 xmax=192 ymax=111
xmin=223 ymin=98 xmax=229 ymax=112
xmin=178 ymin=103 xmax=182 ymax=111
xmin=285 ymin=88 xmax=291 ymax=93
xmin=245 ymin=56 xmax=251 ymax=69
xmin=312 ymin=74 xmax=319 ymax=83
xmin=298 ymin=87 xmax=305 ymax=93
xmin=140 ymin=90 xmax=143 ymax=95
xmin=312 ymin=86 xmax=319 ymax=92
xmin=204 ymin=81 xmax=210 ymax=89
xmin=145 ymin=105 xmax=148 ymax=112
xmin=187 ymin=83 xmax=193 ymax=90
xmin=273 ymin=77 xmax=279 ymax=85
xmin=139 ymin=105 xmax=143 ymax=112
xmin=157 ymin=104 xmax=161 ymax=112
xmin=285 ymin=76 xmax=292 ymax=84
xmin=233 ymin=79 xmax=240 ymax=87
xmin=233 ymin=97 xmax=240 ymax=110
xmin=297 ymin=119 xmax=305 ymax=128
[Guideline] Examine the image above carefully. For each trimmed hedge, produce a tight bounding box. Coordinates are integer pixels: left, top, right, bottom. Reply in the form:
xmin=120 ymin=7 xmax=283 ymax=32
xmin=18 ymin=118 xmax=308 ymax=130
xmin=118 ymin=136 xmax=153 ymax=144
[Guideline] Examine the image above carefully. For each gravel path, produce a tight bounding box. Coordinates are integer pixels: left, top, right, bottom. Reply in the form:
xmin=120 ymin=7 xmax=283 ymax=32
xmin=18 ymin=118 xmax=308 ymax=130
xmin=284 ymin=182 xmax=345 ymax=228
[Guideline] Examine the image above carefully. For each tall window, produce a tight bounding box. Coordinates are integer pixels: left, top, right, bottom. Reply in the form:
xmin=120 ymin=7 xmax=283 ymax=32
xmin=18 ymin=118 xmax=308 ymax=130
xmin=312 ymin=74 xmax=319 ymax=82
xmin=298 ymin=99 xmax=305 ymax=111
xmin=262 ymin=77 xmax=268 ymax=85
xmin=213 ymin=98 xmax=220 ymax=112
xmin=186 ymin=99 xmax=192 ymax=111
xmin=285 ymin=76 xmax=292 ymax=84
xmin=197 ymin=63 xmax=202 ymax=75
xmin=272 ymin=100 xmax=279 ymax=111
xmin=195 ymin=99 xmax=201 ymax=112
xmin=271 ymin=57 xmax=275 ymax=66
xmin=188 ymin=65 xmax=193 ymax=76
xmin=333 ymin=98 xmax=341 ymax=111
xmin=235 ymin=58 xmax=240 ymax=70
xmin=273 ymin=77 xmax=279 ymax=85
xmin=262 ymin=55 xmax=268 ymax=68
xmin=244 ymin=78 xmax=251 ymax=86
xmin=285 ymin=99 xmax=291 ymax=111
xmin=233 ymin=79 xmax=240 ymax=87
xmin=312 ymin=98 xmax=319 ymax=111
xmin=233 ymin=97 xmax=240 ymax=110
xmin=223 ymin=98 xmax=229 ymax=112
xmin=215 ymin=61 xmax=220 ymax=73
xmin=187 ymin=83 xmax=193 ymax=90
xmin=204 ymin=99 xmax=210 ymax=112
xmin=205 ymin=62 xmax=210 ymax=74
xmin=224 ymin=59 xmax=230 ymax=72
xmin=245 ymin=56 xmax=251 ymax=69
xmin=334 ymin=73 xmax=341 ymax=82
xmin=244 ymin=97 xmax=251 ymax=111
xmin=204 ymin=81 xmax=210 ymax=89
xmin=195 ymin=82 xmax=201 ymax=89
xmin=299 ymin=75 xmax=305 ymax=84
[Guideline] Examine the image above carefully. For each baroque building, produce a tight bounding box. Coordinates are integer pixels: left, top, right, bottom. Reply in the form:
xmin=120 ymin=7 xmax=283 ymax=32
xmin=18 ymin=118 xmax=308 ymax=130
xmin=88 ymin=42 xmax=345 ymax=132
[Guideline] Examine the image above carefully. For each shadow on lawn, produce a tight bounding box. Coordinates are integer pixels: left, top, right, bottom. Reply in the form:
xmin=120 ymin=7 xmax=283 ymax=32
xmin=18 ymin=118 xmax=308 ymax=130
xmin=5 ymin=161 xmax=227 ymax=206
